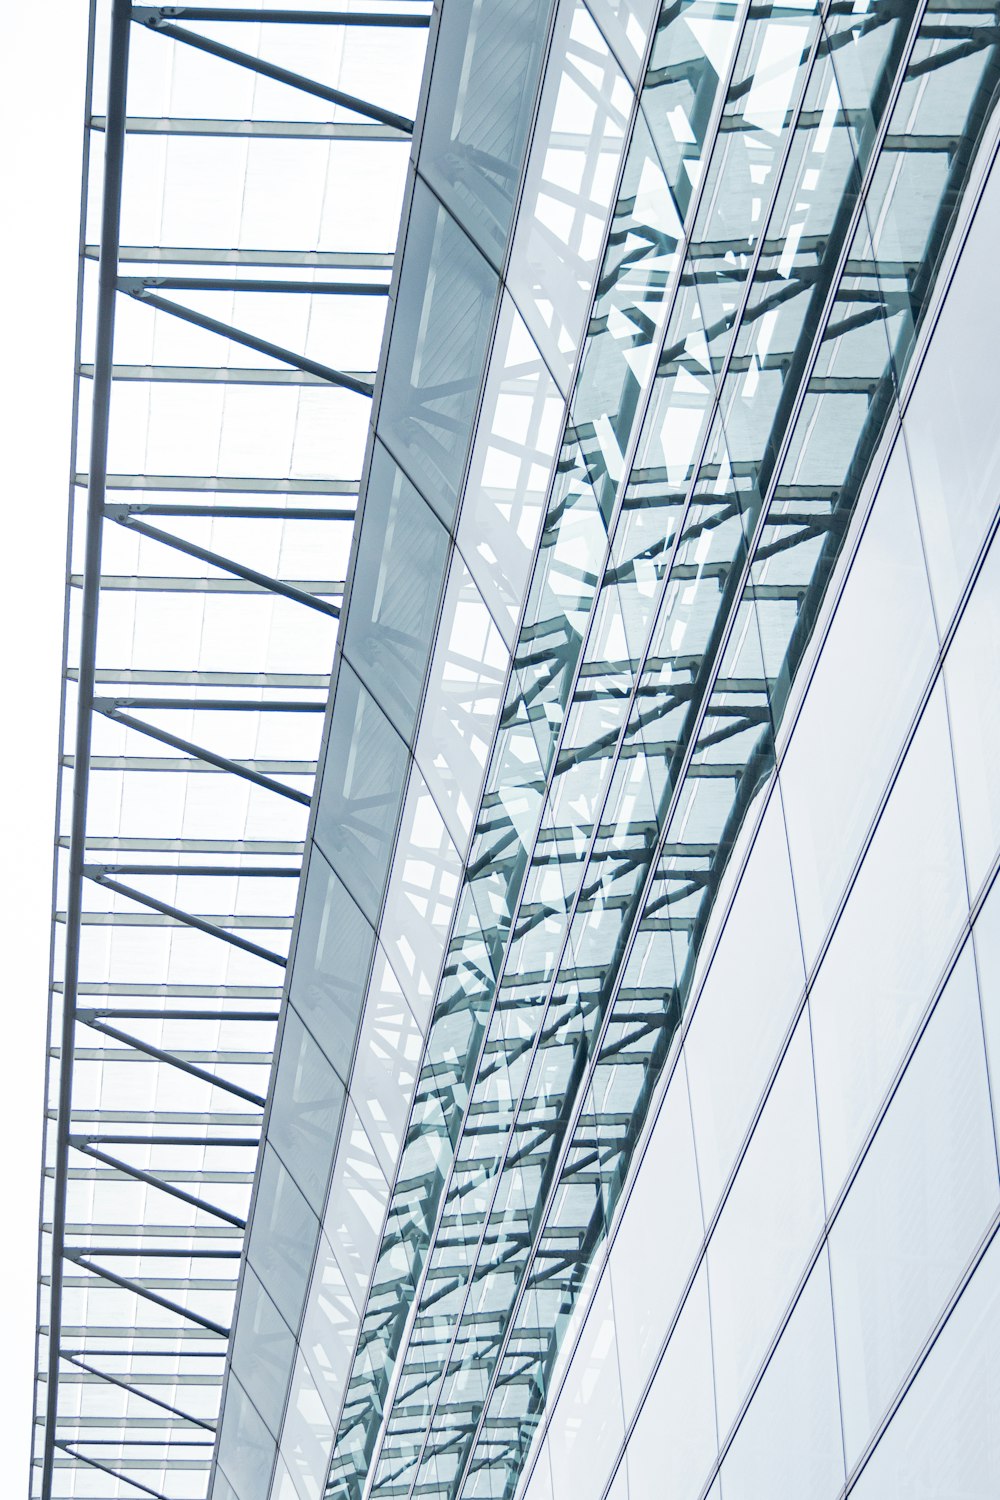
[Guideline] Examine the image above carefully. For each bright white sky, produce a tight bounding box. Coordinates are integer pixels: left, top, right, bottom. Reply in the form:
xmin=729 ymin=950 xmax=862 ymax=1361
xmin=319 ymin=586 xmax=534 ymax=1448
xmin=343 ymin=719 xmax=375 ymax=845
xmin=0 ymin=2 xmax=89 ymax=1487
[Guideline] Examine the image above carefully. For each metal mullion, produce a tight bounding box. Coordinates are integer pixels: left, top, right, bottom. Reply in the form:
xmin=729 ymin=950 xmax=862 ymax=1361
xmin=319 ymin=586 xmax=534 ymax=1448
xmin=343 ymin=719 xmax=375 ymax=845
xmin=90 ymin=863 xmax=299 ymax=877
xmin=110 ymin=505 xmax=354 ymax=519
xmin=109 ymin=513 xmax=341 ymax=618
xmin=133 ymin=6 xmax=431 ymax=26
xmin=97 ymin=695 xmax=324 ymax=709
xmin=140 ymin=19 xmax=415 ymax=134
xmin=71 ymin=1142 xmax=249 ymax=1229
xmin=120 ymin=275 xmax=389 ymax=295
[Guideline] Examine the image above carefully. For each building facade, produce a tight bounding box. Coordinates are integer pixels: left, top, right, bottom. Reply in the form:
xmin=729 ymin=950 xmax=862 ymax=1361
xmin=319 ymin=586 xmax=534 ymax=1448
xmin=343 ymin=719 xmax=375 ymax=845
xmin=35 ymin=3 xmax=1000 ymax=1500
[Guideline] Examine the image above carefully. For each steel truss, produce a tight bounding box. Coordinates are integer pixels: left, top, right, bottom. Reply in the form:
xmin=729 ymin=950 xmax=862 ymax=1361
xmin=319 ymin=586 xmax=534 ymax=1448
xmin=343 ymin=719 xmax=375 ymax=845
xmin=34 ymin=5 xmax=430 ymax=1498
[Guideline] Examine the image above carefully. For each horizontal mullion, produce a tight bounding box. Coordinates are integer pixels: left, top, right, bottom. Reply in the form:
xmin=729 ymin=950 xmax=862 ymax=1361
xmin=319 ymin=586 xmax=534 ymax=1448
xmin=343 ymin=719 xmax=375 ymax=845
xmin=88 ymin=362 xmax=373 ymax=385
xmin=93 ymin=245 xmax=394 ymax=269
xmin=94 ymin=113 xmax=404 ymax=139
xmin=76 ymin=470 xmax=358 ymax=494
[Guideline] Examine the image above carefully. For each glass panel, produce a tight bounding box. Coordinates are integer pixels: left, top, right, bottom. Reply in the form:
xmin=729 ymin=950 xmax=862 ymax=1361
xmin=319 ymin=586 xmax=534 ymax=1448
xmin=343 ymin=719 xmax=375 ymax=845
xmin=707 ymin=1013 xmax=825 ymax=1436
xmin=298 ymin=1232 xmax=360 ymax=1426
xmin=344 ymin=440 xmax=450 ymax=745
xmin=313 ymin=660 xmax=410 ymax=926
xmin=685 ymin=788 xmax=805 ymax=1216
xmin=507 ymin=0 xmax=634 ymax=390
xmin=903 ymin=155 xmax=1000 ymax=626
xmin=348 ymin=947 xmax=423 ymax=1178
xmin=414 ymin=550 xmax=511 ymax=850
xmin=720 ymin=1249 xmax=845 ymax=1500
xmin=779 ymin=439 xmax=938 ymax=962
xmin=278 ymin=1353 xmax=335 ymax=1500
xmin=624 ymin=1266 xmax=718 ymax=1500
xmin=610 ymin=1056 xmax=704 ymax=1417
xmin=586 ymin=0 xmax=659 ymax=84
xmin=809 ymin=685 xmax=970 ymax=1200
xmin=458 ymin=295 xmax=566 ymax=647
xmin=547 ymin=1271 xmax=625 ymax=1500
xmin=230 ymin=1265 xmax=296 ymax=1439
xmin=419 ymin=0 xmax=553 ymax=268
xmin=322 ymin=1102 xmax=389 ymax=1311
xmin=829 ymin=941 xmax=1000 ymax=1466
xmin=267 ymin=1008 xmax=346 ymax=1216
xmin=944 ymin=526 xmax=1000 ymax=898
xmin=849 ymin=1228 xmax=1000 ymax=1500
xmin=288 ymin=852 xmax=375 ymax=1080
xmin=217 ymin=1373 xmax=277 ymax=1500
xmin=246 ymin=1145 xmax=319 ymax=1334
xmin=379 ymin=180 xmax=500 ymax=527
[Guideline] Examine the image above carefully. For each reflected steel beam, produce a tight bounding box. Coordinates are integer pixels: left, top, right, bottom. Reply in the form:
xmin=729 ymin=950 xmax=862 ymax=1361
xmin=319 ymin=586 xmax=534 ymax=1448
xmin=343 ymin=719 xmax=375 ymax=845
xmin=42 ymin=4 xmax=131 ymax=1494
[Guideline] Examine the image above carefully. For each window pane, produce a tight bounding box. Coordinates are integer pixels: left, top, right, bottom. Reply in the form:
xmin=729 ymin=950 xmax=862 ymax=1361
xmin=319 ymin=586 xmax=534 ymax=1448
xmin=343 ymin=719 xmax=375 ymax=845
xmin=230 ymin=1266 xmax=296 ymax=1438
xmin=829 ymin=941 xmax=999 ymax=1465
xmin=344 ymin=440 xmax=450 ymax=746
xmin=685 ymin=788 xmax=805 ymax=1216
xmin=217 ymin=1373 xmax=277 ymax=1500
xmin=289 ymin=852 xmax=374 ymax=1080
xmin=707 ymin=1014 xmax=825 ymax=1435
xmin=780 ymin=438 xmax=938 ymax=962
xmin=849 ymin=1227 xmax=1000 ymax=1499
xmin=809 ymin=685 xmax=970 ymax=1199
xmin=547 ymin=1271 xmax=625 ymax=1500
xmin=625 ymin=1266 xmax=718 ymax=1500
xmin=268 ymin=1008 xmax=346 ymax=1216
xmin=313 ymin=660 xmax=410 ymax=926
xmin=721 ymin=1249 xmax=845 ymax=1500
xmin=378 ymin=181 xmax=499 ymax=527
xmin=419 ymin=0 xmax=552 ymax=268
xmin=610 ymin=1058 xmax=704 ymax=1417
xmin=944 ymin=527 xmax=1000 ymax=897
xmin=247 ymin=1145 xmax=319 ymax=1333
xmin=903 ymin=155 xmax=1000 ymax=624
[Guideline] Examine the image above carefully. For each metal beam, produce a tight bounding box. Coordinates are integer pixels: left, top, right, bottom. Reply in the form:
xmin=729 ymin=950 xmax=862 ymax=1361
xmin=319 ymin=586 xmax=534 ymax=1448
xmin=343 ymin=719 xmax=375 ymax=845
xmin=133 ymin=6 xmax=430 ymax=24
xmin=118 ymin=274 xmax=389 ymax=295
xmin=109 ymin=512 xmax=342 ymax=617
xmin=72 ymin=1142 xmax=248 ymax=1230
xmin=43 ymin=7 xmax=131 ymax=1495
xmin=67 ymin=1253 xmax=231 ymax=1337
xmin=79 ymin=1017 xmax=269 ymax=1108
xmin=122 ymin=286 xmax=376 ymax=395
xmin=139 ymin=19 xmax=415 ymax=134
xmin=84 ymin=872 xmax=289 ymax=969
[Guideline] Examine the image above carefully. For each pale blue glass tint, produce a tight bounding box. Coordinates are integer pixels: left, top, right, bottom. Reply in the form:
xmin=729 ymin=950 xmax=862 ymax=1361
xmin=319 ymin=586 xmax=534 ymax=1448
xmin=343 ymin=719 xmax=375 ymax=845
xmin=378 ymin=180 xmax=499 ymax=526
xmin=418 ymin=0 xmax=553 ymax=269
xmin=706 ymin=1014 xmax=825 ymax=1437
xmin=458 ymin=296 xmax=565 ymax=648
xmin=313 ymin=661 xmax=409 ymax=927
xmin=609 ymin=1056 xmax=704 ymax=1416
xmin=413 ymin=550 xmax=510 ymax=850
xmin=298 ymin=1233 xmax=359 ymax=1424
xmin=347 ymin=946 xmax=423 ymax=1179
xmin=829 ymin=941 xmax=999 ymax=1467
xmin=343 ymin=440 xmax=450 ymax=745
xmin=278 ymin=1353 xmax=334 ymax=1500
xmin=267 ymin=1008 xmax=346 ymax=1216
xmin=684 ymin=787 xmax=805 ymax=1216
xmin=973 ymin=876 xmax=1000 ymax=1169
xmin=230 ymin=1266 xmax=297 ymax=1438
xmin=625 ymin=1266 xmax=718 ymax=1500
xmin=944 ymin=525 xmax=1000 ymax=897
xmin=506 ymin=0 xmax=633 ymax=391
xmin=779 ymin=439 xmax=938 ymax=963
xmin=894 ymin=154 xmax=1000 ymax=626
xmin=547 ymin=1271 xmax=625 ymax=1500
xmin=246 ymin=1146 xmax=318 ymax=1334
xmin=321 ymin=1103 xmax=389 ymax=1311
xmin=720 ymin=1249 xmax=845 ymax=1500
xmin=288 ymin=853 xmax=374 ymax=1081
xmin=586 ymin=0 xmax=659 ymax=84
xmin=849 ymin=1229 xmax=1000 ymax=1500
xmin=378 ymin=761 xmax=464 ymax=1028
xmin=217 ymin=1373 xmax=277 ymax=1500
xmin=809 ymin=685 xmax=970 ymax=1201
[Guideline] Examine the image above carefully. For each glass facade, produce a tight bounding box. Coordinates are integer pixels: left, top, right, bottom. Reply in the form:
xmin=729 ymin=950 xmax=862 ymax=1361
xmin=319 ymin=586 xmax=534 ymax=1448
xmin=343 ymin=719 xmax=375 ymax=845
xmin=35 ymin=2 xmax=1000 ymax=1500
